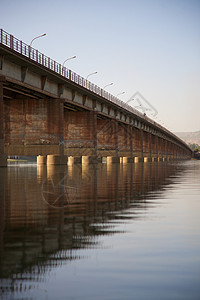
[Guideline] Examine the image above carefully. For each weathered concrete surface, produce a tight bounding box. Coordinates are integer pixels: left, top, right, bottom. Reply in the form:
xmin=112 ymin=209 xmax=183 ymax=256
xmin=97 ymin=119 xmax=117 ymax=157
xmin=64 ymin=111 xmax=97 ymax=157
xmin=0 ymin=76 xmax=7 ymax=166
xmin=4 ymin=98 xmax=64 ymax=156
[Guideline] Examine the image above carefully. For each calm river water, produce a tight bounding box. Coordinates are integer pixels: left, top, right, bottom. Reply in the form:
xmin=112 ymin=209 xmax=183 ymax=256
xmin=0 ymin=160 xmax=200 ymax=300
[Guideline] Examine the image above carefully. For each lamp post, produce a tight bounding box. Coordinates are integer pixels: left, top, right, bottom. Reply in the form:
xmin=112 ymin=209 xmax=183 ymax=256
xmin=86 ymin=71 xmax=98 ymax=80
xmin=29 ymin=33 xmax=46 ymax=59
xmin=62 ymin=56 xmax=76 ymax=67
xmin=116 ymin=91 xmax=125 ymax=97
xmin=103 ymin=83 xmax=113 ymax=89
xmin=29 ymin=33 xmax=46 ymax=48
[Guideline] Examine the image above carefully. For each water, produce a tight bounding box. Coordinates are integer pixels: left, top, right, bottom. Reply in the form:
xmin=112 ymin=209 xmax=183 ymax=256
xmin=0 ymin=160 xmax=200 ymax=300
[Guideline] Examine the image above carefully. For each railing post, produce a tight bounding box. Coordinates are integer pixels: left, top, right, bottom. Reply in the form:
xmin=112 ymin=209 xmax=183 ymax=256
xmin=10 ymin=34 xmax=14 ymax=49
xmin=0 ymin=29 xmax=3 ymax=44
xmin=20 ymin=40 xmax=23 ymax=54
xmin=36 ymin=50 xmax=38 ymax=62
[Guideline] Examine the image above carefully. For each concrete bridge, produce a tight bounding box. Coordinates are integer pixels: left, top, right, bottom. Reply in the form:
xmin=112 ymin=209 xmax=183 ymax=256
xmin=0 ymin=29 xmax=192 ymax=167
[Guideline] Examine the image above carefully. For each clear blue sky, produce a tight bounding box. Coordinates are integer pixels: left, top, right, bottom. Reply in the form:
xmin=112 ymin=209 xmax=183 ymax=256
xmin=1 ymin=0 xmax=200 ymax=132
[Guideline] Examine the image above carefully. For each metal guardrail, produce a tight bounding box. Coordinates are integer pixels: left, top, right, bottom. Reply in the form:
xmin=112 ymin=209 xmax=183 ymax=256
xmin=0 ymin=29 xmax=147 ymax=118
xmin=0 ymin=29 xmax=191 ymax=151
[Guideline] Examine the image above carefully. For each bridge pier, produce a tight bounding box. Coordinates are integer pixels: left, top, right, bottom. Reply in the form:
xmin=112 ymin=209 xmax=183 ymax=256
xmin=64 ymin=111 xmax=97 ymax=157
xmin=46 ymin=154 xmax=67 ymax=165
xmin=0 ymin=76 xmax=7 ymax=167
xmin=82 ymin=155 xmax=98 ymax=164
xmin=144 ymin=157 xmax=152 ymax=162
xmin=68 ymin=156 xmax=82 ymax=165
xmin=134 ymin=157 xmax=144 ymax=163
xmin=122 ymin=157 xmax=134 ymax=164
xmin=107 ymin=156 xmax=120 ymax=163
xmin=37 ymin=155 xmax=47 ymax=165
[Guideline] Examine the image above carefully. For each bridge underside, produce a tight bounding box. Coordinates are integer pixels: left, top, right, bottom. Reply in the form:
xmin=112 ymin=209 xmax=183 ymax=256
xmin=0 ymin=77 xmax=191 ymax=166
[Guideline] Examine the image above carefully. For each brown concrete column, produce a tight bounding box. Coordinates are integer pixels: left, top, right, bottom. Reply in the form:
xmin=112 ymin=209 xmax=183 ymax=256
xmin=46 ymin=98 xmax=67 ymax=165
xmin=82 ymin=110 xmax=97 ymax=163
xmin=37 ymin=155 xmax=47 ymax=165
xmin=143 ymin=132 xmax=152 ymax=162
xmin=148 ymin=132 xmax=152 ymax=161
xmin=59 ymin=99 xmax=64 ymax=156
xmin=64 ymin=110 xmax=97 ymax=162
xmin=93 ymin=111 xmax=97 ymax=157
xmin=130 ymin=126 xmax=133 ymax=160
xmin=174 ymin=145 xmax=178 ymax=159
xmin=0 ymin=76 xmax=7 ymax=167
xmin=106 ymin=119 xmax=119 ymax=163
xmin=140 ymin=129 xmax=144 ymax=162
xmin=154 ymin=136 xmax=159 ymax=161
xmin=163 ymin=139 xmax=168 ymax=161
xmin=160 ymin=137 xmax=164 ymax=161
xmin=114 ymin=119 xmax=118 ymax=157
xmin=68 ymin=156 xmax=82 ymax=165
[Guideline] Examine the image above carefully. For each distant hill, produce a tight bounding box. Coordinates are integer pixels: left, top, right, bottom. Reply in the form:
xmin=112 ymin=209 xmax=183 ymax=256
xmin=174 ymin=131 xmax=200 ymax=145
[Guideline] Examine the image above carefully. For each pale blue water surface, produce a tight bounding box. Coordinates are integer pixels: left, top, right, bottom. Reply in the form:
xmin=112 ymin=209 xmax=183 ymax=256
xmin=0 ymin=160 xmax=200 ymax=299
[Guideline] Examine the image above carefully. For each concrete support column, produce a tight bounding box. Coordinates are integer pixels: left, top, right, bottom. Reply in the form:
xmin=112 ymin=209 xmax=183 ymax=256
xmin=134 ymin=156 xmax=144 ymax=163
xmin=37 ymin=155 xmax=47 ymax=165
xmin=107 ymin=156 xmax=120 ymax=164
xmin=160 ymin=138 xmax=164 ymax=160
xmin=47 ymin=154 xmax=67 ymax=165
xmin=164 ymin=139 xmax=167 ymax=160
xmin=140 ymin=129 xmax=144 ymax=161
xmin=93 ymin=111 xmax=98 ymax=158
xmin=46 ymin=99 xmax=67 ymax=165
xmin=82 ymin=155 xmax=98 ymax=164
xmin=172 ymin=144 xmax=176 ymax=160
xmin=0 ymin=76 xmax=7 ymax=167
xmin=144 ymin=157 xmax=152 ymax=162
xmin=64 ymin=111 xmax=97 ymax=159
xmin=122 ymin=157 xmax=134 ymax=164
xmin=68 ymin=156 xmax=82 ymax=165
xmin=148 ymin=132 xmax=152 ymax=159
xmin=155 ymin=136 xmax=159 ymax=161
xmin=169 ymin=142 xmax=173 ymax=160
xmin=175 ymin=145 xmax=178 ymax=160
xmin=114 ymin=119 xmax=118 ymax=157
xmin=166 ymin=141 xmax=170 ymax=160
xmin=59 ymin=99 xmax=64 ymax=156
xmin=130 ymin=126 xmax=133 ymax=161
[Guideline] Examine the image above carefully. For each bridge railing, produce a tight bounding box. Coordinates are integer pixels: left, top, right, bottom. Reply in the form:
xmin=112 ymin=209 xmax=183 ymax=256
xmin=0 ymin=29 xmax=191 ymax=151
xmin=0 ymin=29 xmax=144 ymax=117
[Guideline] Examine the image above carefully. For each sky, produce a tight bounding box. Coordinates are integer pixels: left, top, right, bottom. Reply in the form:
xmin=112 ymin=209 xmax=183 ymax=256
xmin=1 ymin=0 xmax=200 ymax=132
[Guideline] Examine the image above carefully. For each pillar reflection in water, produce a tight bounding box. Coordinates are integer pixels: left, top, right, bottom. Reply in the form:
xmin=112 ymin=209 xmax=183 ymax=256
xmin=0 ymin=161 xmax=184 ymax=297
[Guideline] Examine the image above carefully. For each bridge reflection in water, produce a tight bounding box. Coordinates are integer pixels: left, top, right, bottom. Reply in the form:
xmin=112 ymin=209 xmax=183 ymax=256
xmin=0 ymin=162 xmax=185 ymax=297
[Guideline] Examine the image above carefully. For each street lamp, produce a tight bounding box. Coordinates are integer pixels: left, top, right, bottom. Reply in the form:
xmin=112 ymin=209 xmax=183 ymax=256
xmin=62 ymin=56 xmax=76 ymax=67
xmin=29 ymin=33 xmax=46 ymax=48
xmin=86 ymin=71 xmax=98 ymax=80
xmin=116 ymin=91 xmax=125 ymax=97
xmin=103 ymin=82 xmax=113 ymax=89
